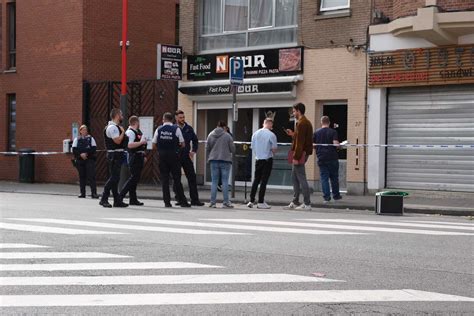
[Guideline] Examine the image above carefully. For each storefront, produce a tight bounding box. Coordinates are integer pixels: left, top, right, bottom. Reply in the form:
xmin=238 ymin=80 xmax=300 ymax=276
xmin=179 ymin=47 xmax=304 ymax=188
xmin=368 ymin=44 xmax=474 ymax=192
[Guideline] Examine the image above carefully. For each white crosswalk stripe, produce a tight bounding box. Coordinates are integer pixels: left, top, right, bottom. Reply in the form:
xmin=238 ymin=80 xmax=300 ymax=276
xmin=403 ymin=220 xmax=474 ymax=227
xmin=202 ymin=219 xmax=474 ymax=236
xmin=0 ymin=222 xmax=127 ymax=235
xmin=1 ymin=290 xmax=472 ymax=307
xmin=5 ymin=218 xmax=249 ymax=235
xmin=0 ymin=243 xmax=49 ymax=249
xmin=105 ymin=218 xmax=368 ymax=235
xmin=0 ymin=262 xmax=222 ymax=271
xmin=0 ymin=274 xmax=343 ymax=286
xmin=306 ymin=219 xmax=474 ymax=231
xmin=0 ymin=252 xmax=131 ymax=259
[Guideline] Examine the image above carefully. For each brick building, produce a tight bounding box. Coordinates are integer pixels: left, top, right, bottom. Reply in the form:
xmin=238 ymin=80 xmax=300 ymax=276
xmin=367 ymin=0 xmax=474 ymax=192
xmin=0 ymin=0 xmax=179 ymax=183
xmin=178 ymin=0 xmax=371 ymax=195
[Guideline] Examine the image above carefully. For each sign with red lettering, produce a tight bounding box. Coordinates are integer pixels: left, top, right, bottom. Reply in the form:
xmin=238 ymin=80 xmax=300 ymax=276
xmin=368 ymin=45 xmax=474 ymax=87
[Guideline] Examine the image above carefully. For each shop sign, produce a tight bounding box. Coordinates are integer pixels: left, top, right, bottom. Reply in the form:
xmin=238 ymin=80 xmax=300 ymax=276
xmin=157 ymin=44 xmax=183 ymax=81
xmin=187 ymin=47 xmax=304 ymax=81
xmin=179 ymin=82 xmax=293 ymax=96
xmin=368 ymin=44 xmax=474 ymax=87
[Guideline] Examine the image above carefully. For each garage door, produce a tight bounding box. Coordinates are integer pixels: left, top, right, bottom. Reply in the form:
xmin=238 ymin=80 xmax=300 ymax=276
xmin=386 ymin=85 xmax=474 ymax=192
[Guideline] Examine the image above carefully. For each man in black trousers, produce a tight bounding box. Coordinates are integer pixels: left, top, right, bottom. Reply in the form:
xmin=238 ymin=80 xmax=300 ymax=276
xmin=100 ymin=108 xmax=128 ymax=208
xmin=153 ymin=112 xmax=190 ymax=208
xmin=174 ymin=110 xmax=204 ymax=206
xmin=119 ymin=116 xmax=148 ymax=206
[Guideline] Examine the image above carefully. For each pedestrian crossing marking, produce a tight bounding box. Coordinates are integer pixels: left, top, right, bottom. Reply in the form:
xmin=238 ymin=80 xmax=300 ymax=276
xmin=0 ymin=289 xmax=472 ymax=307
xmin=0 ymin=274 xmax=344 ymax=286
xmin=306 ymin=219 xmax=474 ymax=231
xmin=0 ymin=222 xmax=127 ymax=235
xmin=203 ymin=219 xmax=474 ymax=236
xmin=0 ymin=252 xmax=131 ymax=259
xmin=6 ymin=218 xmax=249 ymax=236
xmin=0 ymin=243 xmax=49 ymax=249
xmin=0 ymin=262 xmax=223 ymax=271
xmin=105 ymin=218 xmax=368 ymax=235
xmin=403 ymin=220 xmax=474 ymax=227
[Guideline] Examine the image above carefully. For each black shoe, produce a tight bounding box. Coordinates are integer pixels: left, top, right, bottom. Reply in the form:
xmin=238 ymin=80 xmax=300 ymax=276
xmin=333 ymin=195 xmax=343 ymax=201
xmin=164 ymin=203 xmax=173 ymax=208
xmin=78 ymin=194 xmax=86 ymax=198
xmin=174 ymin=201 xmax=182 ymax=206
xmin=99 ymin=200 xmax=112 ymax=208
xmin=91 ymin=194 xmax=100 ymax=199
xmin=129 ymin=200 xmax=144 ymax=206
xmin=191 ymin=201 xmax=205 ymax=206
xmin=113 ymin=201 xmax=129 ymax=208
xmin=180 ymin=202 xmax=191 ymax=208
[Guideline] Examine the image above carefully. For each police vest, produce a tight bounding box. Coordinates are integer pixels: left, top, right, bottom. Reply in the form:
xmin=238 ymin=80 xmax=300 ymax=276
xmin=156 ymin=125 xmax=179 ymax=152
xmin=104 ymin=124 xmax=127 ymax=151
xmin=76 ymin=136 xmax=95 ymax=158
xmin=128 ymin=128 xmax=147 ymax=154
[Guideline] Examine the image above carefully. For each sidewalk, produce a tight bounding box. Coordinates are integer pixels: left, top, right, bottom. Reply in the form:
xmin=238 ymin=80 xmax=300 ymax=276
xmin=0 ymin=181 xmax=473 ymax=216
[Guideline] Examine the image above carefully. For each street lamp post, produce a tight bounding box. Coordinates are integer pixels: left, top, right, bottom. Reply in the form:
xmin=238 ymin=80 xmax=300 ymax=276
xmin=120 ymin=0 xmax=128 ymax=121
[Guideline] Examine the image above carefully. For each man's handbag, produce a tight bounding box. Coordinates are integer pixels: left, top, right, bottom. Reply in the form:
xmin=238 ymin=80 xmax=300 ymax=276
xmin=287 ymin=150 xmax=306 ymax=164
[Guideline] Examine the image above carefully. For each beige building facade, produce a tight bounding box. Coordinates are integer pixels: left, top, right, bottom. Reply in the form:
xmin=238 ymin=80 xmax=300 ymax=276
xmin=178 ymin=0 xmax=370 ymax=195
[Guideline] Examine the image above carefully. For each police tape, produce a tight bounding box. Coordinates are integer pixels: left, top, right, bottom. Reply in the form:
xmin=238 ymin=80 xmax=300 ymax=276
xmin=1 ymin=143 xmax=473 ymax=156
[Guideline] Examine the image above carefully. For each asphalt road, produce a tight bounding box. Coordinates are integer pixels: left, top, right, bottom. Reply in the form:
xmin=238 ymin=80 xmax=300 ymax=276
xmin=0 ymin=192 xmax=473 ymax=315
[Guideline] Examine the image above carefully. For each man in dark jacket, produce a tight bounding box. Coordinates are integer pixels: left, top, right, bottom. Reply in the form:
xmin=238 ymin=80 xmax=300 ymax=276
xmin=174 ymin=110 xmax=204 ymax=206
xmin=314 ymin=116 xmax=342 ymax=203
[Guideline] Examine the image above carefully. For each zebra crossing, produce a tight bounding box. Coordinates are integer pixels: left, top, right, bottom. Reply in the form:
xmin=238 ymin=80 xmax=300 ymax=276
xmin=1 ymin=217 xmax=472 ymax=236
xmin=1 ymin=243 xmax=472 ymax=308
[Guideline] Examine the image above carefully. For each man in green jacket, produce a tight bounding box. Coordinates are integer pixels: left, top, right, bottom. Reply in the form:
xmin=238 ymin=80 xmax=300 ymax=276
xmin=285 ymin=102 xmax=313 ymax=210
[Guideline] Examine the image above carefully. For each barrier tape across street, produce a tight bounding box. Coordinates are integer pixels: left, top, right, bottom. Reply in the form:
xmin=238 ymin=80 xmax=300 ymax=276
xmin=1 ymin=142 xmax=473 ymax=156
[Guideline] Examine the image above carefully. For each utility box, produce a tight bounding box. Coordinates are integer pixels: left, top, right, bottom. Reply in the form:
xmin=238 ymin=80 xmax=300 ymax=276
xmin=18 ymin=149 xmax=35 ymax=183
xmin=375 ymin=191 xmax=408 ymax=215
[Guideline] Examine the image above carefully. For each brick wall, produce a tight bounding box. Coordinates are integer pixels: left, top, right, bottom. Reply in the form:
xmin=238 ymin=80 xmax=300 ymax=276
xmin=301 ymin=0 xmax=371 ymax=49
xmin=0 ymin=0 xmax=84 ymax=183
xmin=0 ymin=0 xmax=178 ymax=183
xmin=179 ymin=0 xmax=197 ymax=55
xmin=374 ymin=0 xmax=474 ymax=22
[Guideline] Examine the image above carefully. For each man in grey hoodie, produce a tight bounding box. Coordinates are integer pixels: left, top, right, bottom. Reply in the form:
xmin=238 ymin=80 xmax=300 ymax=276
xmin=206 ymin=121 xmax=236 ymax=208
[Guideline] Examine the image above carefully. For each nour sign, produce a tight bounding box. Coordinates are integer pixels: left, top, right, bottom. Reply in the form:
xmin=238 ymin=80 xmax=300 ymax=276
xmin=157 ymin=44 xmax=183 ymax=81
xmin=368 ymin=44 xmax=474 ymax=87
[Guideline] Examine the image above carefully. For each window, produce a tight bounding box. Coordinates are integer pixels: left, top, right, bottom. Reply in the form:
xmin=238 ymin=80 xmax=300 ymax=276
xmin=7 ymin=2 xmax=16 ymax=69
xmin=8 ymin=94 xmax=16 ymax=151
xmin=200 ymin=0 xmax=297 ymax=52
xmin=320 ymin=0 xmax=350 ymax=12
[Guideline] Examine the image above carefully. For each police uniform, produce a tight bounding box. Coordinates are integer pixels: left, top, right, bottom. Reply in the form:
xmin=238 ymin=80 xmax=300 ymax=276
xmin=72 ymin=134 xmax=98 ymax=198
xmin=152 ymin=122 xmax=189 ymax=207
xmin=100 ymin=121 xmax=128 ymax=207
xmin=119 ymin=127 xmax=146 ymax=205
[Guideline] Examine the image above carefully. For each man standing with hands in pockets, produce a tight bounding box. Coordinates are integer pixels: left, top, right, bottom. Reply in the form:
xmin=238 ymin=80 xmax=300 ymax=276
xmin=247 ymin=118 xmax=277 ymax=209
xmin=284 ymin=103 xmax=313 ymax=210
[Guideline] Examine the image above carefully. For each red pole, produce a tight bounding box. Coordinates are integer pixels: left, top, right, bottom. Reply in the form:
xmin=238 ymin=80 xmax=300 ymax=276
xmin=121 ymin=0 xmax=128 ymax=97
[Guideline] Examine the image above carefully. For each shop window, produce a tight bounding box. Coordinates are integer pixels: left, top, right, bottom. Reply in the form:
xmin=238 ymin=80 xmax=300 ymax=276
xmin=8 ymin=94 xmax=16 ymax=151
xmin=320 ymin=0 xmax=350 ymax=12
xmin=200 ymin=0 xmax=297 ymax=52
xmin=7 ymin=2 xmax=16 ymax=70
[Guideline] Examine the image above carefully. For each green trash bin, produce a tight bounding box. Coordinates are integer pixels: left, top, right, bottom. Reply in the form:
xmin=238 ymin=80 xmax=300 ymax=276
xmin=375 ymin=191 xmax=409 ymax=215
xmin=18 ymin=148 xmax=35 ymax=183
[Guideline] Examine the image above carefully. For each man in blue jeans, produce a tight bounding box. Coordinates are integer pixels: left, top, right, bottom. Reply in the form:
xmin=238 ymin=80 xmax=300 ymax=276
xmin=313 ymin=116 xmax=342 ymax=203
xmin=206 ymin=121 xmax=235 ymax=208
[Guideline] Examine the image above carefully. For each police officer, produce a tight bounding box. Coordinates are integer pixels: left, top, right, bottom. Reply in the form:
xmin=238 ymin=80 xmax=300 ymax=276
xmin=153 ymin=112 xmax=190 ymax=208
xmin=119 ymin=116 xmax=147 ymax=206
xmin=99 ymin=108 xmax=128 ymax=208
xmin=72 ymin=125 xmax=98 ymax=199
xmin=174 ymin=110 xmax=204 ymax=206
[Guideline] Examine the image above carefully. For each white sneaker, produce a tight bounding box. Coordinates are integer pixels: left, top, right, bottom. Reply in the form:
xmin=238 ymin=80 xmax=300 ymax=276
xmin=222 ymin=202 xmax=234 ymax=208
xmin=247 ymin=202 xmax=255 ymax=208
xmin=283 ymin=202 xmax=298 ymax=210
xmin=257 ymin=202 xmax=271 ymax=209
xmin=209 ymin=203 xmax=216 ymax=208
xmin=296 ymin=204 xmax=312 ymax=211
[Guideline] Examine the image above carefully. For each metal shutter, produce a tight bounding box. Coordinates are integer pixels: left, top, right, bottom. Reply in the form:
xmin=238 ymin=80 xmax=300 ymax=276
xmin=386 ymin=85 xmax=474 ymax=192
